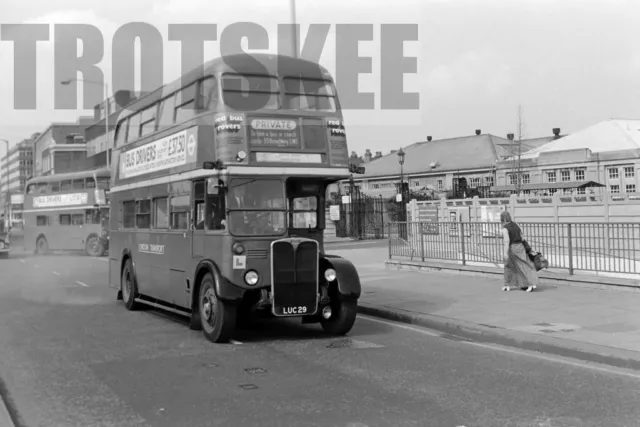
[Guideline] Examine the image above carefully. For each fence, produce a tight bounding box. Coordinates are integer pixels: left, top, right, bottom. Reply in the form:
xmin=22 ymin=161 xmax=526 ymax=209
xmin=388 ymin=221 xmax=640 ymax=276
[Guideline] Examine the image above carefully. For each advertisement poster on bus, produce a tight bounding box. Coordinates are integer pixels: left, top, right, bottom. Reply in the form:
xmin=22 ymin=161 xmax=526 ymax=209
xmin=119 ymin=127 xmax=198 ymax=180
xmin=248 ymin=118 xmax=301 ymax=148
xmin=33 ymin=193 xmax=88 ymax=208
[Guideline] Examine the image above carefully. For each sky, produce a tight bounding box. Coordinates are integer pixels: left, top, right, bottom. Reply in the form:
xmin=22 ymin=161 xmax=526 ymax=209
xmin=0 ymin=0 xmax=639 ymax=161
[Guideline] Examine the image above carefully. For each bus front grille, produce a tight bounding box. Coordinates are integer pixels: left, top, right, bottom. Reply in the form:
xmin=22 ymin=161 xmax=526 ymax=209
xmin=270 ymin=239 xmax=319 ymax=316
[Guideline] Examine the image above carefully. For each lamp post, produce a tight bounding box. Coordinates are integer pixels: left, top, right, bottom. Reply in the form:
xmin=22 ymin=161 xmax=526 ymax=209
xmin=397 ymin=147 xmax=407 ymax=239
xmin=60 ymin=78 xmax=111 ymax=170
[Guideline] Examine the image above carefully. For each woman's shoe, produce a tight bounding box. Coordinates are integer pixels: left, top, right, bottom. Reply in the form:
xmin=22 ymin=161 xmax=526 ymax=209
xmin=502 ymin=286 xmax=510 ymax=291
xmin=525 ymin=286 xmax=535 ymax=292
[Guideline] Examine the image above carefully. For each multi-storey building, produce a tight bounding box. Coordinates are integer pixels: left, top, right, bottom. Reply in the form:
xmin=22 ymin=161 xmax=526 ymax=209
xmin=32 ymin=117 xmax=94 ymax=177
xmin=0 ymin=138 xmax=35 ymax=222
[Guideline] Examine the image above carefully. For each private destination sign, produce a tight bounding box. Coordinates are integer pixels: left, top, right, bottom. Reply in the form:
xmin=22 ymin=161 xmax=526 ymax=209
xmin=119 ymin=127 xmax=198 ymax=179
xmin=33 ymin=193 xmax=88 ymax=208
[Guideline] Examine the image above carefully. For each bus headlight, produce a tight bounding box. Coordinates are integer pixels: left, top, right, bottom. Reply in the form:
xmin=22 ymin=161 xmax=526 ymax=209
xmin=244 ymin=270 xmax=259 ymax=286
xmin=324 ymin=268 xmax=337 ymax=282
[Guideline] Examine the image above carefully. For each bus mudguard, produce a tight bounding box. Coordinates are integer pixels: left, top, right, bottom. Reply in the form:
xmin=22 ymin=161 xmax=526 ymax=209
xmin=193 ymin=260 xmax=245 ymax=305
xmin=321 ymin=255 xmax=361 ymax=299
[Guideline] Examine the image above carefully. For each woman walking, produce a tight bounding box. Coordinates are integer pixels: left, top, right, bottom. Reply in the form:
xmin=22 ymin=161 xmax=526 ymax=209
xmin=500 ymin=211 xmax=539 ymax=292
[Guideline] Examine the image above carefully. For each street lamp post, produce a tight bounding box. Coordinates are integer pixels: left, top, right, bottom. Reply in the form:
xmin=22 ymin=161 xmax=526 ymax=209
xmin=0 ymin=138 xmax=9 ymax=228
xmin=397 ymin=147 xmax=407 ymax=239
xmin=60 ymin=78 xmax=110 ymax=170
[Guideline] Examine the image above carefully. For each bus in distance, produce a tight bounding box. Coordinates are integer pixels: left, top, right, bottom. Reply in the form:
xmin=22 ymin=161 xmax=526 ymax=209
xmin=23 ymin=168 xmax=110 ymax=256
xmin=108 ymin=53 xmax=365 ymax=343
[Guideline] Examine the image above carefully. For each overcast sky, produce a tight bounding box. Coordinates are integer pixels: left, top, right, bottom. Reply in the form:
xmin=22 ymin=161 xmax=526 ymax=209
xmin=0 ymin=0 xmax=638 ymax=159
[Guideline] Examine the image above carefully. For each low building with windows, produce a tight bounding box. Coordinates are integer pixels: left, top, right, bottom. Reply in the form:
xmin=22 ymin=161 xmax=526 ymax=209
xmin=493 ymin=119 xmax=640 ymax=195
xmin=342 ymin=129 xmax=553 ymax=199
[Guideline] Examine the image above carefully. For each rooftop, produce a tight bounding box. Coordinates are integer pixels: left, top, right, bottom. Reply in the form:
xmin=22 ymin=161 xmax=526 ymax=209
xmin=514 ymin=119 xmax=640 ymax=160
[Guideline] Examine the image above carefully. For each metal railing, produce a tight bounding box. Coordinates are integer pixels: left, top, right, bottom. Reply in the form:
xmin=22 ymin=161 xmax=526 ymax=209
xmin=388 ymin=221 xmax=640 ymax=275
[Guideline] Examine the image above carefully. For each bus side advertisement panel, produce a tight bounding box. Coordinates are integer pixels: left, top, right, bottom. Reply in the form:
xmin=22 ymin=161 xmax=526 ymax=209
xmin=119 ymin=127 xmax=199 ymax=180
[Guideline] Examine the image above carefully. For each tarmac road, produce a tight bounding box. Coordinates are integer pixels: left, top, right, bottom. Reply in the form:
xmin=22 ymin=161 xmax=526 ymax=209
xmin=1 ymin=251 xmax=640 ymax=427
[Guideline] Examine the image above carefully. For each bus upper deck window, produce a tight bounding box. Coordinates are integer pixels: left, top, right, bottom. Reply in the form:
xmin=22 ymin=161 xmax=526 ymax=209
xmin=283 ymin=78 xmax=336 ymax=112
xmin=222 ymin=74 xmax=279 ymax=110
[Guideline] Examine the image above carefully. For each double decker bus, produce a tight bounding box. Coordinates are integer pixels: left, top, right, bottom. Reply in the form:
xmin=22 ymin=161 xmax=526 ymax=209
xmin=23 ymin=168 xmax=110 ymax=256
xmin=108 ymin=53 xmax=365 ymax=343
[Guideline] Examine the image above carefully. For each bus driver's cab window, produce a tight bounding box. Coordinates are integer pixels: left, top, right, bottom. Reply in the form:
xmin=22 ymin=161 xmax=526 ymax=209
xmin=195 ymin=180 xmax=226 ymax=231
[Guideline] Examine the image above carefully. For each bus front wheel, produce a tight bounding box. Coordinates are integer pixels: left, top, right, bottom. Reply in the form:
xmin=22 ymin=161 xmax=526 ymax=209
xmin=121 ymin=259 xmax=140 ymax=311
xmin=35 ymin=236 xmax=48 ymax=255
xmin=320 ymin=298 xmax=358 ymax=335
xmin=85 ymin=235 xmax=105 ymax=257
xmin=198 ymin=273 xmax=236 ymax=343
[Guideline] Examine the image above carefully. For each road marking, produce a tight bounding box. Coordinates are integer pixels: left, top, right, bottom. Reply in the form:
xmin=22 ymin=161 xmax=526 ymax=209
xmin=358 ymin=315 xmax=440 ymax=337
xmin=76 ymin=281 xmax=90 ymax=287
xmin=52 ymin=271 xmax=60 ymax=276
xmin=358 ymin=315 xmax=640 ymax=380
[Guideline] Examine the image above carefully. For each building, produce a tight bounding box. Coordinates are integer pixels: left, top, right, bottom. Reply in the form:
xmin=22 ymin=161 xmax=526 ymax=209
xmin=493 ymin=120 xmax=640 ymax=195
xmin=84 ymin=90 xmax=145 ymax=169
xmin=0 ymin=138 xmax=35 ymax=223
xmin=33 ymin=118 xmax=94 ymax=177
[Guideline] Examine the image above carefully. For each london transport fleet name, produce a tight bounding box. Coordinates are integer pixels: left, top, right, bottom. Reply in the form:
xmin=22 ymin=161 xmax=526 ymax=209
xmin=138 ymin=243 xmax=164 ymax=254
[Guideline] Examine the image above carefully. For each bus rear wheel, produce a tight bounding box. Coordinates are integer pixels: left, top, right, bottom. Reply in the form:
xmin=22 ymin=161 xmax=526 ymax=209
xmin=35 ymin=236 xmax=48 ymax=255
xmin=320 ymin=298 xmax=358 ymax=335
xmin=86 ymin=235 xmax=105 ymax=257
xmin=121 ymin=259 xmax=140 ymax=311
xmin=198 ymin=273 xmax=236 ymax=343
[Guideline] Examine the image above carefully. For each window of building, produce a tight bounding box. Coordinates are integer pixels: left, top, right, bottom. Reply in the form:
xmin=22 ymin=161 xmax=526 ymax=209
xmin=484 ymin=177 xmax=494 ymax=187
xmin=575 ymin=169 xmax=585 ymax=181
xmin=547 ymin=171 xmax=556 ymax=183
xmin=576 ymin=188 xmax=586 ymax=195
xmin=561 ymin=170 xmax=570 ymax=182
xmin=470 ymin=178 xmax=481 ymax=188
xmin=154 ymin=197 xmax=169 ymax=228
xmin=610 ymin=185 xmax=620 ymax=193
xmin=521 ymin=174 xmax=530 ymax=184
xmin=608 ymin=168 xmax=619 ymax=180
xmin=508 ymin=174 xmax=517 ymax=185
xmin=624 ymin=167 xmax=635 ymax=179
xmin=626 ymin=184 xmax=636 ymax=193
xmin=123 ymin=201 xmax=136 ymax=228
xmin=136 ymin=199 xmax=151 ymax=229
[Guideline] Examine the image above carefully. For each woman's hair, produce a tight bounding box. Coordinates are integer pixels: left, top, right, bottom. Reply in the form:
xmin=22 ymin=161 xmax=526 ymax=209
xmin=500 ymin=211 xmax=512 ymax=223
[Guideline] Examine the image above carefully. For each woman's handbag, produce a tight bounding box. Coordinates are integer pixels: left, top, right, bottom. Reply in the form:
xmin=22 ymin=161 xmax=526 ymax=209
xmin=532 ymin=253 xmax=549 ymax=271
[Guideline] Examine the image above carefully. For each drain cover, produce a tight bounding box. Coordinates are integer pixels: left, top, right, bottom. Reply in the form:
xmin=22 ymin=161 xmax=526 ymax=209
xmin=326 ymin=339 xmax=384 ymax=349
xmin=244 ymin=367 xmax=267 ymax=374
xmin=202 ymin=363 xmax=218 ymax=368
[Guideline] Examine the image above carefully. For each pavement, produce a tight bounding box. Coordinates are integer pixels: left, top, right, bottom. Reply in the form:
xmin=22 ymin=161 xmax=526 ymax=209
xmin=3 ymin=249 xmax=640 ymax=425
xmin=326 ymin=242 xmax=640 ymax=371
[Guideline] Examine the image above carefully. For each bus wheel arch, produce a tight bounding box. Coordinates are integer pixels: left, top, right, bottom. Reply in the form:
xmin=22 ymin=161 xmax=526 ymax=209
xmin=35 ymin=234 xmax=48 ymax=255
xmin=319 ymin=255 xmax=360 ymax=335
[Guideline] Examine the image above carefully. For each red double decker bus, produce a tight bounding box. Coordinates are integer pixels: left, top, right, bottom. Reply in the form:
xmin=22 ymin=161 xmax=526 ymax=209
xmin=23 ymin=168 xmax=110 ymax=256
xmin=108 ymin=53 xmax=365 ymax=343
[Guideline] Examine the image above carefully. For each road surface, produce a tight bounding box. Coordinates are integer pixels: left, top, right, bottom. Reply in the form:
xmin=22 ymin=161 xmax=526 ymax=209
xmin=1 ymin=250 xmax=639 ymax=427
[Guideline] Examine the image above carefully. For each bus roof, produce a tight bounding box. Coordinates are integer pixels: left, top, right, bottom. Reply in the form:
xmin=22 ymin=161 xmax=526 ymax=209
xmin=116 ymin=53 xmax=335 ymax=122
xmin=26 ymin=168 xmax=111 ymax=185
